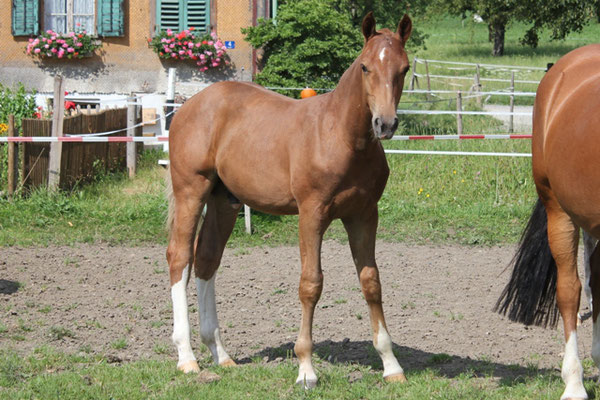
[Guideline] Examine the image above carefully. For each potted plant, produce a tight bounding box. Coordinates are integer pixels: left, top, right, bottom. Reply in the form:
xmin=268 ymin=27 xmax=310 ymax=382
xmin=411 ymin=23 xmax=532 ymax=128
xmin=26 ymin=29 xmax=102 ymax=59
xmin=149 ymin=28 xmax=229 ymax=72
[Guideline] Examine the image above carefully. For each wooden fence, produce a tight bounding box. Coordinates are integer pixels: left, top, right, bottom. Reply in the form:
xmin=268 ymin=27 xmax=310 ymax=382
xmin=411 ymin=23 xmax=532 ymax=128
xmin=20 ymin=108 xmax=142 ymax=190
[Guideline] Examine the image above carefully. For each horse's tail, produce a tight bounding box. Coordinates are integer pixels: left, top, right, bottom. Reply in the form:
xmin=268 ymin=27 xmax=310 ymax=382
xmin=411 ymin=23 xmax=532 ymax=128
xmin=494 ymin=198 xmax=559 ymax=328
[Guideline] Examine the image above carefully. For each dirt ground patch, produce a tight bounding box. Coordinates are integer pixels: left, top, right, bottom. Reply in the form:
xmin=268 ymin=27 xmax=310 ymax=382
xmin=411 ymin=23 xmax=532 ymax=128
xmin=0 ymin=241 xmax=593 ymax=378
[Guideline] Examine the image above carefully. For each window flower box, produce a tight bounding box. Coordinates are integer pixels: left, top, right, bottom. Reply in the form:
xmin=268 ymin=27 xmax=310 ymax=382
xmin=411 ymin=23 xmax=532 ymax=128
xmin=149 ymin=28 xmax=229 ymax=72
xmin=26 ymin=30 xmax=102 ymax=59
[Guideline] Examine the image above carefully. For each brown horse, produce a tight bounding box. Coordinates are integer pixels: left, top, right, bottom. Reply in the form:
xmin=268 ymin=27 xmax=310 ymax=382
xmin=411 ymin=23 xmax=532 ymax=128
xmin=496 ymin=44 xmax=600 ymax=400
xmin=166 ymin=13 xmax=412 ymax=388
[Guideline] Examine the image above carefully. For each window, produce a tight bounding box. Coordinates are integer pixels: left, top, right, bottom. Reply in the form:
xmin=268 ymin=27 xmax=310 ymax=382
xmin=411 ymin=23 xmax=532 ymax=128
xmin=12 ymin=0 xmax=124 ymax=37
xmin=156 ymin=0 xmax=210 ymax=33
xmin=45 ymin=0 xmax=95 ymax=34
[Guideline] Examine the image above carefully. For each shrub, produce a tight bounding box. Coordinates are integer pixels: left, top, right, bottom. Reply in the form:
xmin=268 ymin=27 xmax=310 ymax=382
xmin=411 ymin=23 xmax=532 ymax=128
xmin=242 ymin=0 xmax=362 ymax=97
xmin=0 ymin=83 xmax=37 ymax=193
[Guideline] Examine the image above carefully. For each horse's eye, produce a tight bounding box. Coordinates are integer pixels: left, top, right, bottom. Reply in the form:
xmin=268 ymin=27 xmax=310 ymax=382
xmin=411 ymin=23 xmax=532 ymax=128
xmin=361 ymin=64 xmax=368 ymax=73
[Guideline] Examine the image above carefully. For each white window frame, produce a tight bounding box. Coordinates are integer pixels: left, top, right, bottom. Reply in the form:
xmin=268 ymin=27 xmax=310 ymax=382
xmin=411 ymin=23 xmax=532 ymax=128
xmin=45 ymin=0 xmax=96 ymax=34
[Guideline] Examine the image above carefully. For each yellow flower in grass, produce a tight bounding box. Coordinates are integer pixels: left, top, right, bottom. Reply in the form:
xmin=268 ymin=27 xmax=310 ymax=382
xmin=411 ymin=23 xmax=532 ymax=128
xmin=426 ymin=194 xmax=430 ymax=198
xmin=453 ymin=170 xmax=457 ymax=175
xmin=418 ymin=187 xmax=424 ymax=195
xmin=0 ymin=123 xmax=7 ymax=134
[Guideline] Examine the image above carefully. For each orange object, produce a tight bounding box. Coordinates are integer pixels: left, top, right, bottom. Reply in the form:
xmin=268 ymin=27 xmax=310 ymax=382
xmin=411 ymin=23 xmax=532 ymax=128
xmin=300 ymin=87 xmax=317 ymax=99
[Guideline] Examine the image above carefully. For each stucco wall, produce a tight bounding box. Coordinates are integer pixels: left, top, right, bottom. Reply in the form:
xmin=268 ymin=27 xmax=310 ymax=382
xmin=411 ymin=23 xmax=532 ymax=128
xmin=0 ymin=0 xmax=257 ymax=95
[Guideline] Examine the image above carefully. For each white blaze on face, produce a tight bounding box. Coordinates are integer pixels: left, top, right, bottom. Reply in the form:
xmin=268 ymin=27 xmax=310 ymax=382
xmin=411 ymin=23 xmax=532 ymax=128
xmin=379 ymin=47 xmax=387 ymax=63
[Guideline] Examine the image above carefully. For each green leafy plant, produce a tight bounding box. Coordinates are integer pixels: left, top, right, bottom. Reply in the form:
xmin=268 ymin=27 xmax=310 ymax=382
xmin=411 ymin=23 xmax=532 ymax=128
xmin=242 ymin=0 xmax=362 ymax=97
xmin=26 ymin=29 xmax=102 ymax=59
xmin=148 ymin=28 xmax=229 ymax=72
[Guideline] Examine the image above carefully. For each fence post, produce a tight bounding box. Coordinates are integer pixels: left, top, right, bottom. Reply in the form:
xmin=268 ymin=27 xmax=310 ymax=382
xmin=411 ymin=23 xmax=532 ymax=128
xmin=127 ymin=95 xmax=137 ymax=178
xmin=409 ymin=58 xmax=418 ymax=90
xmin=424 ymin=60 xmax=431 ymax=101
xmin=509 ymin=71 xmax=515 ymax=133
xmin=7 ymin=115 xmax=18 ymax=199
xmin=48 ymin=75 xmax=65 ymax=190
xmin=244 ymin=204 xmax=252 ymax=234
xmin=456 ymin=91 xmax=463 ymax=135
xmin=475 ymin=64 xmax=482 ymax=107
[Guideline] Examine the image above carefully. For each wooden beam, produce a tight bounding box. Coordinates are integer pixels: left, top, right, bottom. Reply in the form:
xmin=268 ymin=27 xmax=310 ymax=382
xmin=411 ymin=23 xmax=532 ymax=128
xmin=7 ymin=115 xmax=18 ymax=199
xmin=48 ymin=75 xmax=65 ymax=190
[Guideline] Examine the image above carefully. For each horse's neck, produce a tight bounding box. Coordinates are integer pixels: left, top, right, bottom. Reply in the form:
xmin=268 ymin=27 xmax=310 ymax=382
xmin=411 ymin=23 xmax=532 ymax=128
xmin=328 ymin=61 xmax=373 ymax=150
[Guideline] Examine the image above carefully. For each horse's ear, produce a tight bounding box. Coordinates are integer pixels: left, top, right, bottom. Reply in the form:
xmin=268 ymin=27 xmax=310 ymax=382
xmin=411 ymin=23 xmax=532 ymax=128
xmin=362 ymin=12 xmax=376 ymax=42
xmin=397 ymin=14 xmax=412 ymax=44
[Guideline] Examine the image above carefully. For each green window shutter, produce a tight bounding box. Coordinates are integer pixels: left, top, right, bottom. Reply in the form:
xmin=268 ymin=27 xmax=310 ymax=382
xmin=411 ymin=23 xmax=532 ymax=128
xmin=12 ymin=0 xmax=39 ymax=36
xmin=97 ymin=0 xmax=124 ymax=37
xmin=157 ymin=0 xmax=209 ymax=33
xmin=157 ymin=0 xmax=181 ymax=32
xmin=184 ymin=0 xmax=210 ymax=32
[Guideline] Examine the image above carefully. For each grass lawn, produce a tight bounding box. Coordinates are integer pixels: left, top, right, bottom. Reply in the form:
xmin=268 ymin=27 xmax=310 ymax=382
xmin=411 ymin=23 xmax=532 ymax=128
xmin=2 ymin=346 xmax=598 ymax=400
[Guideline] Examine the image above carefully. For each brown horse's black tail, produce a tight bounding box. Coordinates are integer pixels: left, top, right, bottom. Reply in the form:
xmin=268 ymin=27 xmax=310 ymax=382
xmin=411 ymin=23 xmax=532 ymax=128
xmin=494 ymin=199 xmax=559 ymax=328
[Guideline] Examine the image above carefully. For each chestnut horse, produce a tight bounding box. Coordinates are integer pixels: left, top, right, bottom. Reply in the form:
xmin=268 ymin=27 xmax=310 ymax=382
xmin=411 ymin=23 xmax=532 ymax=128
xmin=496 ymin=44 xmax=600 ymax=400
xmin=166 ymin=13 xmax=412 ymax=388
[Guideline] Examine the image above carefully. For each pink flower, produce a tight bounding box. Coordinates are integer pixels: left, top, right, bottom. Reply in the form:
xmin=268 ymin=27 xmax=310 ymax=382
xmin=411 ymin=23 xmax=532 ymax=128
xmin=171 ymin=53 xmax=177 ymax=58
xmin=58 ymin=52 xmax=64 ymax=59
xmin=62 ymin=43 xmax=68 ymax=48
xmin=51 ymin=36 xmax=56 ymax=40
xmin=44 ymin=44 xmax=49 ymax=49
xmin=200 ymin=66 xmax=208 ymax=72
xmin=169 ymin=43 xmax=174 ymax=48
xmin=167 ymin=29 xmax=173 ymax=36
xmin=76 ymin=42 xmax=82 ymax=47
xmin=210 ymin=31 xmax=217 ymax=39
xmin=51 ymin=48 xmax=58 ymax=53
xmin=47 ymin=39 xmax=52 ymax=44
xmin=46 ymin=30 xmax=53 ymax=34
xmin=67 ymin=47 xmax=74 ymax=53
xmin=178 ymin=50 xmax=185 ymax=55
xmin=188 ymin=42 xmax=194 ymax=48
xmin=28 ymin=38 xmax=33 ymax=43
xmin=34 ymin=48 xmax=41 ymax=54
xmin=161 ymin=38 xmax=167 ymax=43
xmin=195 ymin=42 xmax=201 ymax=48
xmin=208 ymin=40 xmax=214 ymax=46
xmin=212 ymin=61 xmax=219 ymax=67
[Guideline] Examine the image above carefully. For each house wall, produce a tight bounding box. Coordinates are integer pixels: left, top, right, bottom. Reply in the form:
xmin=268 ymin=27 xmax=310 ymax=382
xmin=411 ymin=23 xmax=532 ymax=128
xmin=0 ymin=0 xmax=258 ymax=96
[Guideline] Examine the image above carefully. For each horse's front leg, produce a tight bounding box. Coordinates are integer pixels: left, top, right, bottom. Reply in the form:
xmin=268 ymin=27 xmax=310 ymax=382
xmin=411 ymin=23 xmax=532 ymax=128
xmin=294 ymin=205 xmax=330 ymax=389
xmin=342 ymin=205 xmax=405 ymax=383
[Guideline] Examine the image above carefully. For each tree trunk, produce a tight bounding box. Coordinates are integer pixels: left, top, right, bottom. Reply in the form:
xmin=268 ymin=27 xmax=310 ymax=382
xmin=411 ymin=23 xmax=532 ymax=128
xmin=491 ymin=21 xmax=505 ymax=56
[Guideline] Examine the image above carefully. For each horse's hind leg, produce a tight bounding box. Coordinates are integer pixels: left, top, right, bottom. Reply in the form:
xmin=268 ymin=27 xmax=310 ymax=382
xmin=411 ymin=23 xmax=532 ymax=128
xmin=167 ymin=173 xmax=215 ymax=373
xmin=588 ymin=241 xmax=600 ymax=380
xmin=545 ymin=204 xmax=586 ymax=400
xmin=194 ymin=183 xmax=241 ymax=366
xmin=583 ymin=230 xmax=597 ymax=313
xmin=342 ymin=206 xmax=405 ymax=383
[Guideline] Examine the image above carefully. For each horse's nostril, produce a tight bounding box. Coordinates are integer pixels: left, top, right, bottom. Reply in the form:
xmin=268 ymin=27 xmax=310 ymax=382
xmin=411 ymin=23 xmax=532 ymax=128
xmin=391 ymin=118 xmax=399 ymax=131
xmin=374 ymin=117 xmax=382 ymax=127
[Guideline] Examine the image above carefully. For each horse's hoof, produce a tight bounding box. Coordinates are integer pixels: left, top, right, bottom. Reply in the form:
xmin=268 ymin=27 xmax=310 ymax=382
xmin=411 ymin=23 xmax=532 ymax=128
xmin=384 ymin=373 xmax=407 ymax=383
xmin=178 ymin=360 xmax=200 ymax=373
xmin=219 ymin=359 xmax=237 ymax=367
xmin=296 ymin=378 xmax=318 ymax=390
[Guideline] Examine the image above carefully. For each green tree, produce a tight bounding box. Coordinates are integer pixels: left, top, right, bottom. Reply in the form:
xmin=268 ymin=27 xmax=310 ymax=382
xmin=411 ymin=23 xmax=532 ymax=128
xmin=242 ymin=0 xmax=363 ymax=96
xmin=432 ymin=0 xmax=596 ymax=56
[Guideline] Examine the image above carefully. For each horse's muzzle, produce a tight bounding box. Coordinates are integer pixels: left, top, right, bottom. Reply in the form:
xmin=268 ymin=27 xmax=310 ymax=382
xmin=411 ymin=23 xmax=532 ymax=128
xmin=373 ymin=116 xmax=399 ymax=140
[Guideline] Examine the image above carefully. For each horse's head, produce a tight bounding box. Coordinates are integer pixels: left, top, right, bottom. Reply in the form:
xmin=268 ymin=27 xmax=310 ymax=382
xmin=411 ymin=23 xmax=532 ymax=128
xmin=360 ymin=12 xmax=411 ymax=140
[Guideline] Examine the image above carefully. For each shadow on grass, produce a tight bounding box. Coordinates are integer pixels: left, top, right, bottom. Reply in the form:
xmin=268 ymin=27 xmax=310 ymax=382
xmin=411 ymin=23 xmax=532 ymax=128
xmin=0 ymin=279 xmax=20 ymax=295
xmin=238 ymin=339 xmax=560 ymax=388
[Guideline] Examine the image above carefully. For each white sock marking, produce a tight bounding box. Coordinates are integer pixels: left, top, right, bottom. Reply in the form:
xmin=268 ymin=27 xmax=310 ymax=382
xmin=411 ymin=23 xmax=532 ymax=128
xmin=171 ymin=265 xmax=196 ymax=366
xmin=196 ymin=276 xmax=232 ymax=364
xmin=375 ymin=321 xmax=404 ymax=378
xmin=561 ymin=332 xmax=587 ymax=400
